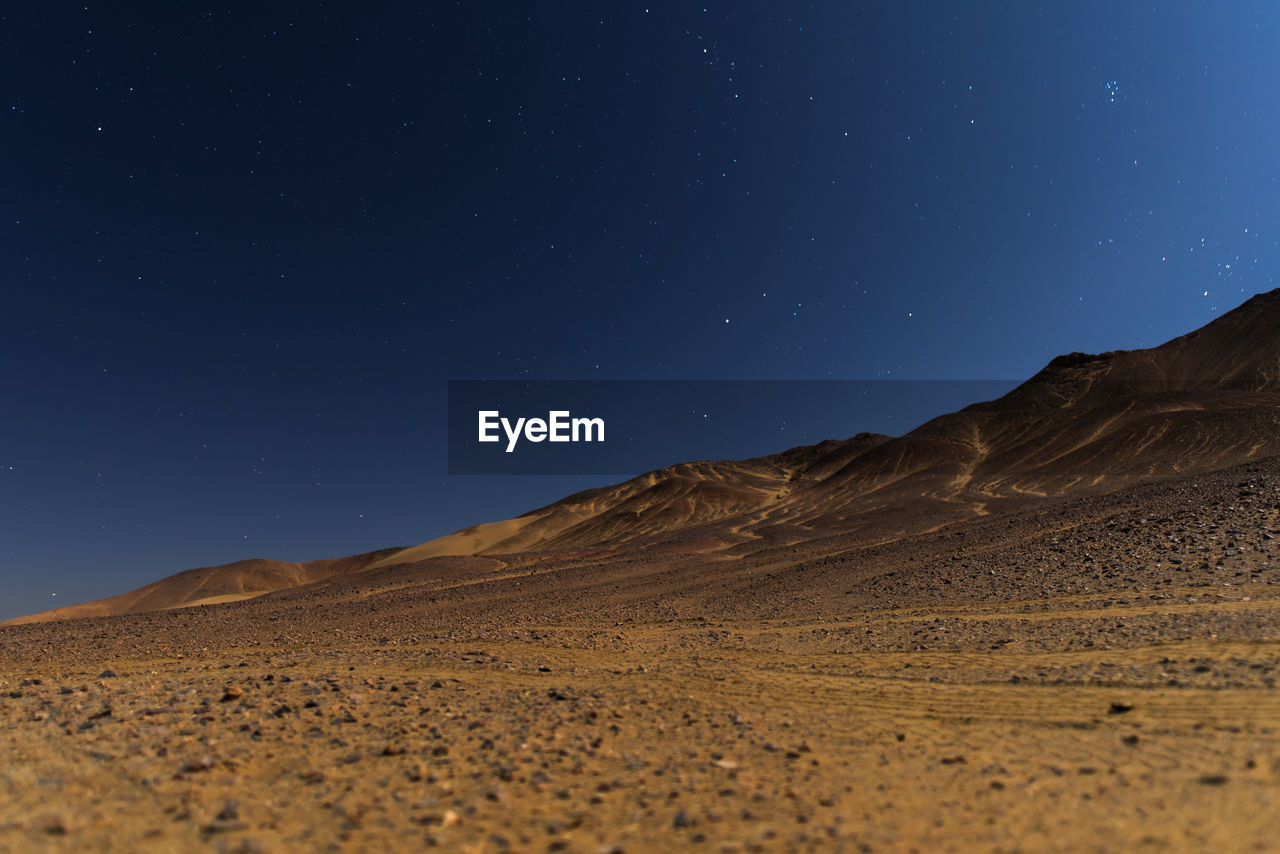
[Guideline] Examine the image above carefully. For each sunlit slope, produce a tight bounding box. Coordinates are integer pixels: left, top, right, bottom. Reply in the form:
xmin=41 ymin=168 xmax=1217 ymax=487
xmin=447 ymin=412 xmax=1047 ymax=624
xmin=11 ymin=289 xmax=1280 ymax=623
xmin=391 ymin=289 xmax=1280 ymax=554
xmin=4 ymin=550 xmax=402 ymax=625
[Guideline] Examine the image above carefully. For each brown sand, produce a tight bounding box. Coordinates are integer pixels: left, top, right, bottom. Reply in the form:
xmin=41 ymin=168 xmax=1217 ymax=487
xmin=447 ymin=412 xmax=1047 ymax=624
xmin=3 ymin=459 xmax=1279 ymax=851
xmin=4 ymin=292 xmax=1280 ymax=850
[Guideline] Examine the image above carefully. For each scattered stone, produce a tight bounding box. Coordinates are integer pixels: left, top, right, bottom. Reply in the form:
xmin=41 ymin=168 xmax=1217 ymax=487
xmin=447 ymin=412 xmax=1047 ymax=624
xmin=179 ymin=756 xmax=216 ymax=774
xmin=204 ymin=817 xmax=248 ymax=834
xmin=42 ymin=813 xmax=74 ymax=835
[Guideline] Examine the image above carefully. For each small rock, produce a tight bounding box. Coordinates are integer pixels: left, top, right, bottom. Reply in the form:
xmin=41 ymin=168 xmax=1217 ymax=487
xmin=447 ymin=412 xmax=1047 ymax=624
xmin=42 ymin=813 xmax=74 ymax=835
xmin=180 ymin=756 xmax=216 ymax=774
xmin=204 ymin=818 xmax=248 ymax=834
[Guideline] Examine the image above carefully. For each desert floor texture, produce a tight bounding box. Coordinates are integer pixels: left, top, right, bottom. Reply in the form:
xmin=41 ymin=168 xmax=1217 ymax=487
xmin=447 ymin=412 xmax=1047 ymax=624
xmin=4 ymin=461 xmax=1280 ymax=852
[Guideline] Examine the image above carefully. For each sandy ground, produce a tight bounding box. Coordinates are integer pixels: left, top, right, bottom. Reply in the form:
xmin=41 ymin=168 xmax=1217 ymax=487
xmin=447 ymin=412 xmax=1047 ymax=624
xmin=3 ymin=461 xmax=1280 ymax=851
xmin=2 ymin=591 xmax=1279 ymax=852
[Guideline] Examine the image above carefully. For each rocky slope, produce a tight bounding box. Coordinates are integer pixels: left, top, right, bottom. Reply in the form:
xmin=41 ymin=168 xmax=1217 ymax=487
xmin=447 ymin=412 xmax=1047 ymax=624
xmin=10 ymin=289 xmax=1280 ymax=625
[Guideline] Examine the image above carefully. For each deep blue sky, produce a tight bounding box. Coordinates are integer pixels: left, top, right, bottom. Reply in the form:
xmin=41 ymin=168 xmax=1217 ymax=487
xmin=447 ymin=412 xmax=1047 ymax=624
xmin=2 ymin=3 xmax=1278 ymax=620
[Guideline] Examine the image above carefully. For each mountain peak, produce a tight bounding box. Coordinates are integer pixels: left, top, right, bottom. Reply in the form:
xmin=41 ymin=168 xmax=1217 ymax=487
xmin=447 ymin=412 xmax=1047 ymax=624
xmin=13 ymin=289 xmax=1280 ymax=624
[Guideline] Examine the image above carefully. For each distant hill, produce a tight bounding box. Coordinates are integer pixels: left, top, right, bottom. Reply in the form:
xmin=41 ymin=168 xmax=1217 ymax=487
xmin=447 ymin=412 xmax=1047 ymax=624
xmin=3 ymin=550 xmax=402 ymax=625
xmin=10 ymin=289 xmax=1280 ymax=625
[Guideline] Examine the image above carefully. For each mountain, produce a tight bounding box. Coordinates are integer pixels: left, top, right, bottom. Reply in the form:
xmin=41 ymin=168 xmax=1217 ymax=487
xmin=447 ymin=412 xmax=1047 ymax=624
xmin=9 ymin=289 xmax=1280 ymax=625
xmin=377 ymin=289 xmax=1280 ymax=558
xmin=2 ymin=549 xmax=403 ymax=625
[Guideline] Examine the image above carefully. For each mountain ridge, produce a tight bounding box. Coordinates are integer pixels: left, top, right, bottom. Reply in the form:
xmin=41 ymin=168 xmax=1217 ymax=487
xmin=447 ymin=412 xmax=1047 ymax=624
xmin=9 ymin=288 xmax=1280 ymax=625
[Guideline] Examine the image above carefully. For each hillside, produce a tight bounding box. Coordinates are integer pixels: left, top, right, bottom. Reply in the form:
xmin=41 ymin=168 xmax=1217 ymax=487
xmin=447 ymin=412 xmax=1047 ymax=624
xmin=9 ymin=289 xmax=1280 ymax=625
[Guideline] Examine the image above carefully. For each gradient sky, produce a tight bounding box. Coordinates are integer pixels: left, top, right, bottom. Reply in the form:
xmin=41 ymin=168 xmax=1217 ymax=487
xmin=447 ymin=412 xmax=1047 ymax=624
xmin=2 ymin=3 xmax=1278 ymax=620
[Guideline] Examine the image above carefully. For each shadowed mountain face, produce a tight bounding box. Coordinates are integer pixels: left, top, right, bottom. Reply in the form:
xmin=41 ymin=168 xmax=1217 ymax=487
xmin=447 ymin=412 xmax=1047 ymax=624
xmin=408 ymin=288 xmax=1280 ymax=555
xmin=10 ymin=289 xmax=1280 ymax=624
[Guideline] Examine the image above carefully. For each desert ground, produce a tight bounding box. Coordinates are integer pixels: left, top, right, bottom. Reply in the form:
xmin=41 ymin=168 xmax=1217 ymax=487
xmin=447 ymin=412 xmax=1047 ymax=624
xmin=3 ymin=458 xmax=1280 ymax=853
xmin=6 ymin=293 xmax=1280 ymax=851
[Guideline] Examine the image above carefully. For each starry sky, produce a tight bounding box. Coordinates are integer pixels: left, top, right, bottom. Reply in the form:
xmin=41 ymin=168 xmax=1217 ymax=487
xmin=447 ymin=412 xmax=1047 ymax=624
xmin=2 ymin=3 xmax=1278 ymax=620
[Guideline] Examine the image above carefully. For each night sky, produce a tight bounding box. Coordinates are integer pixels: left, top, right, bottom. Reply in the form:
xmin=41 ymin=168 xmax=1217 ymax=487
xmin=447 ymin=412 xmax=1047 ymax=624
xmin=3 ymin=3 xmax=1278 ymax=620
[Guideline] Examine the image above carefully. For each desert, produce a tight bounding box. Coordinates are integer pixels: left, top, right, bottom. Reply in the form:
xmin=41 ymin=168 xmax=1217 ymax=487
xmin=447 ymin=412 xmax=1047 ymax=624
xmin=3 ymin=291 xmax=1280 ymax=851
xmin=9 ymin=3 xmax=1279 ymax=850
